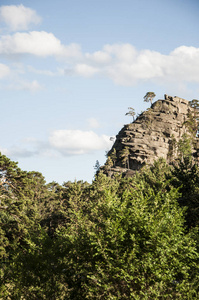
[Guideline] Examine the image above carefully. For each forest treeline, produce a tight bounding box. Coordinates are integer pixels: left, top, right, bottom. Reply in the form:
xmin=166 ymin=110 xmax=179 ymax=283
xmin=0 ymin=150 xmax=199 ymax=299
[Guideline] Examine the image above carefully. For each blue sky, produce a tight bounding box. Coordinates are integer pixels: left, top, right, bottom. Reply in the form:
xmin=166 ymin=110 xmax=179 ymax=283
xmin=0 ymin=0 xmax=199 ymax=183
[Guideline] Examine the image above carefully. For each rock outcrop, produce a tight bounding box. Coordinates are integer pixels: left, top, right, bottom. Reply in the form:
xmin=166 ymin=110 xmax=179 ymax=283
xmin=103 ymin=95 xmax=199 ymax=176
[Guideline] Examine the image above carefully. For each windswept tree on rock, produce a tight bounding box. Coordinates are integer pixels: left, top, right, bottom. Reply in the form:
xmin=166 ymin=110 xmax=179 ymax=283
xmin=125 ymin=107 xmax=135 ymax=122
xmin=144 ymin=92 xmax=156 ymax=106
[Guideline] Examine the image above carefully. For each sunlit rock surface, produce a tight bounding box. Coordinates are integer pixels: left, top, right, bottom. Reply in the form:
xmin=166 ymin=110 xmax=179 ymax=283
xmin=103 ymin=95 xmax=199 ymax=176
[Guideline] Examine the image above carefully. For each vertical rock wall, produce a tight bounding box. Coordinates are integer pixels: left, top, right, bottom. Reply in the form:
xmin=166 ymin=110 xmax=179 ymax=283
xmin=104 ymin=95 xmax=199 ymax=176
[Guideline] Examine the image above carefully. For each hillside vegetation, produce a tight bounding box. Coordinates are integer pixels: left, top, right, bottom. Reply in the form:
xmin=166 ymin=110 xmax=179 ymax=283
xmin=1 ymin=149 xmax=199 ymax=299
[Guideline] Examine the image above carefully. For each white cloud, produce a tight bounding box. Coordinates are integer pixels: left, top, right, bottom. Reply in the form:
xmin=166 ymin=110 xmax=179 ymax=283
xmin=103 ymin=43 xmax=137 ymax=62
xmin=0 ymin=63 xmax=10 ymax=78
xmin=85 ymin=50 xmax=111 ymax=64
xmin=0 ymin=31 xmax=63 ymax=56
xmin=0 ymin=129 xmax=112 ymax=158
xmin=0 ymin=4 xmax=41 ymax=31
xmin=49 ymin=129 xmax=112 ymax=155
xmin=0 ymin=28 xmax=199 ymax=88
xmin=164 ymin=46 xmax=199 ymax=82
xmin=74 ymin=64 xmax=99 ymax=77
xmin=77 ymin=44 xmax=199 ymax=86
xmin=0 ymin=31 xmax=81 ymax=58
xmin=0 ymin=5 xmax=197 ymax=87
xmin=61 ymin=43 xmax=82 ymax=59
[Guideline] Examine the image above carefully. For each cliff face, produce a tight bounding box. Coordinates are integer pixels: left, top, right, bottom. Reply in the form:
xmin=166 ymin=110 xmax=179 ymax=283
xmin=104 ymin=95 xmax=199 ymax=176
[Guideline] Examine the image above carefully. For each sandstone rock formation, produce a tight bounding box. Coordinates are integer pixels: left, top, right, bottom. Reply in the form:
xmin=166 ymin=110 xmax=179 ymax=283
xmin=103 ymin=95 xmax=199 ymax=176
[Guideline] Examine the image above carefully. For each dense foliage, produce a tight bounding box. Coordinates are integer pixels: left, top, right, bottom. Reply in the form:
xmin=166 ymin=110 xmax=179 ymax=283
xmin=0 ymin=153 xmax=199 ymax=299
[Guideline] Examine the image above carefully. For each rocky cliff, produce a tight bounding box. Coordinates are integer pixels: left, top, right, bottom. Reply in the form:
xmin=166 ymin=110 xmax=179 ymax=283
xmin=103 ymin=95 xmax=199 ymax=176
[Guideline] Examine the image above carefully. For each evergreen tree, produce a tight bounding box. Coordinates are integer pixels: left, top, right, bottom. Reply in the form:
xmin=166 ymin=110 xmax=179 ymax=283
xmin=94 ymin=160 xmax=101 ymax=176
xmin=189 ymin=99 xmax=199 ymax=135
xmin=55 ymin=173 xmax=199 ymax=299
xmin=177 ymin=133 xmax=192 ymax=161
xmin=171 ymin=156 xmax=199 ymax=228
xmin=144 ymin=92 xmax=156 ymax=106
xmin=120 ymin=146 xmax=130 ymax=169
xmin=104 ymin=156 xmax=113 ymax=171
xmin=109 ymin=148 xmax=117 ymax=167
xmin=1 ymin=153 xmax=199 ymax=299
xmin=125 ymin=107 xmax=135 ymax=122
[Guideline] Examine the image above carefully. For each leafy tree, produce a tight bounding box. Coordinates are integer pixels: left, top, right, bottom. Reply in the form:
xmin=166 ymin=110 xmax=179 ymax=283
xmin=189 ymin=99 xmax=199 ymax=117
xmin=120 ymin=146 xmax=130 ymax=169
xmin=109 ymin=148 xmax=117 ymax=167
xmin=170 ymin=155 xmax=199 ymax=229
xmin=144 ymin=92 xmax=156 ymax=106
xmin=168 ymin=135 xmax=177 ymax=161
xmin=185 ymin=110 xmax=198 ymax=136
xmin=55 ymin=174 xmax=199 ymax=299
xmin=104 ymin=156 xmax=113 ymax=171
xmin=139 ymin=158 xmax=172 ymax=194
xmin=0 ymin=153 xmax=55 ymax=298
xmin=125 ymin=107 xmax=135 ymax=121
xmin=189 ymin=99 xmax=199 ymax=135
xmin=177 ymin=133 xmax=192 ymax=161
xmin=0 ymin=153 xmax=199 ymax=299
xmin=140 ymin=156 xmax=199 ymax=229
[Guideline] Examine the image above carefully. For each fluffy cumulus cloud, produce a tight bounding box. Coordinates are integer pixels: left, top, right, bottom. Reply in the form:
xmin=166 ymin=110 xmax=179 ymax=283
xmin=78 ymin=44 xmax=199 ymax=85
xmin=0 ymin=36 xmax=199 ymax=86
xmin=0 ymin=129 xmax=112 ymax=158
xmin=0 ymin=4 xmax=41 ymax=31
xmin=85 ymin=50 xmax=111 ymax=64
xmin=0 ymin=31 xmax=81 ymax=57
xmin=49 ymin=129 xmax=112 ymax=155
xmin=165 ymin=46 xmax=199 ymax=82
xmin=0 ymin=5 xmax=199 ymax=88
xmin=74 ymin=64 xmax=99 ymax=77
xmin=61 ymin=44 xmax=199 ymax=86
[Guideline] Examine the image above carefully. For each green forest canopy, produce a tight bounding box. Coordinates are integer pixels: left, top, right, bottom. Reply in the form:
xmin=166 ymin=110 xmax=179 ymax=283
xmin=0 ymin=151 xmax=199 ymax=299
